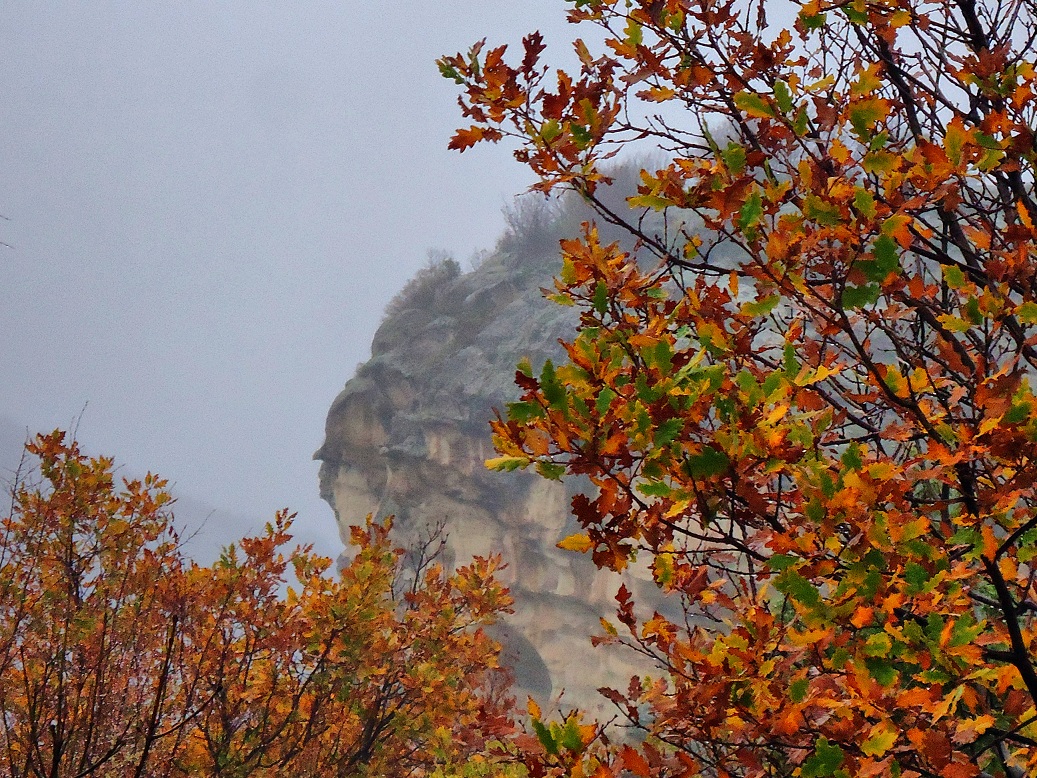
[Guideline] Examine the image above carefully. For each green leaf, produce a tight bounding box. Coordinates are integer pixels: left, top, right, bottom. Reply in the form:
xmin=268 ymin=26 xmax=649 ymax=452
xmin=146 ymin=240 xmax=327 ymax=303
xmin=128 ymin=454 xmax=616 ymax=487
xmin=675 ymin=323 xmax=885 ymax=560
xmin=734 ymin=91 xmax=776 ymax=119
xmin=437 ymin=60 xmax=464 ymax=84
xmin=638 ymin=480 xmax=673 ymax=497
xmin=540 ymin=119 xmax=562 ymax=143
xmin=740 ymin=294 xmax=779 ymax=318
xmin=774 ymin=80 xmax=793 ymax=113
xmin=793 ymin=105 xmax=810 ymax=135
xmin=806 ymin=498 xmax=825 ymax=522
xmin=767 ymin=554 xmax=800 ymax=572
xmin=964 ymin=296 xmax=983 ymax=324
xmin=1005 ymin=401 xmax=1031 ymax=424
xmin=790 ymin=677 xmax=809 ymax=702
xmin=635 ymin=374 xmax=663 ymax=403
xmin=869 ymin=130 xmax=889 ymax=151
xmin=1015 ymin=301 xmax=1037 ymax=323
xmin=738 ymin=189 xmax=764 ymax=232
xmin=802 ymin=738 xmax=844 ymax=778
xmin=685 ymin=446 xmax=730 ymax=477
xmin=784 ymin=343 xmax=800 ymax=375
xmin=536 ymin=461 xmax=566 ymax=480
xmin=861 ymin=727 xmax=898 ymax=757
xmin=595 ymin=387 xmax=617 ymax=417
xmin=558 ymin=717 xmax=585 ymax=752
xmin=654 ymin=417 xmax=683 ymax=448
xmin=628 ymin=193 xmax=673 ymax=211
xmin=854 ymin=188 xmax=877 ymax=219
xmin=722 ymin=142 xmax=747 ymax=174
xmin=864 ymin=632 xmax=892 ymax=657
xmin=948 ymin=527 xmax=980 ymax=549
xmin=841 ymin=441 xmax=864 ymax=470
xmin=508 ymin=400 xmax=545 ymax=423
xmin=593 ymin=281 xmax=609 ymax=315
xmin=862 ymin=150 xmax=897 ymax=174
xmin=531 ymin=718 xmax=558 ymax=755
xmin=571 ymin=123 xmax=592 ymax=147
xmin=863 ymin=234 xmax=900 ymax=280
xmin=762 ymin=372 xmax=784 ymax=397
xmin=941 ymin=264 xmax=966 ymax=289
xmin=950 ymin=613 xmax=983 ymax=647
xmin=804 ymin=194 xmax=843 ymax=226
xmin=904 ymin=561 xmax=929 ymax=593
xmin=540 ymin=360 xmax=566 ymax=410
xmin=849 ymin=99 xmax=886 ymax=139
xmin=800 ymin=11 xmax=827 ymax=29
xmin=865 ymin=657 xmax=899 ymax=686
xmin=843 ymin=4 xmax=868 ymax=23
xmin=841 ymin=283 xmax=880 ymax=309
xmin=625 ymin=18 xmax=643 ymax=47
xmin=776 ymin=570 xmax=821 ymax=608
xmin=485 ymin=455 xmax=530 ymax=472
xmin=652 ymin=339 xmax=673 ymax=372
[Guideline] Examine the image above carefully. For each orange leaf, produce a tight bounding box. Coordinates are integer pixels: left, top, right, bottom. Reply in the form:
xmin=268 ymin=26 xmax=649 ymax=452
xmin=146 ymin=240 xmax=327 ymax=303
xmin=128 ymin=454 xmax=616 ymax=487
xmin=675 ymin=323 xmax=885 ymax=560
xmin=620 ymin=745 xmax=651 ymax=777
xmin=448 ymin=125 xmax=502 ymax=151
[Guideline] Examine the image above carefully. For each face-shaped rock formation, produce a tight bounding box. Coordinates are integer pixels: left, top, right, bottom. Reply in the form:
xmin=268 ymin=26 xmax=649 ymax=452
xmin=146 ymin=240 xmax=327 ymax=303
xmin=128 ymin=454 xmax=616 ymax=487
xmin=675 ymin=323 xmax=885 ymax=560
xmin=315 ymin=227 xmax=661 ymax=711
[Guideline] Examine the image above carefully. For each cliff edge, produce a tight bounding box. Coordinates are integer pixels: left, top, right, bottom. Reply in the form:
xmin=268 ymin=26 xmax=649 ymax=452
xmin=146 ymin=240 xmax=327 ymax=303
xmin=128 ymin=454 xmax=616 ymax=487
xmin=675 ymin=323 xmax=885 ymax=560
xmin=315 ymin=202 xmax=659 ymax=709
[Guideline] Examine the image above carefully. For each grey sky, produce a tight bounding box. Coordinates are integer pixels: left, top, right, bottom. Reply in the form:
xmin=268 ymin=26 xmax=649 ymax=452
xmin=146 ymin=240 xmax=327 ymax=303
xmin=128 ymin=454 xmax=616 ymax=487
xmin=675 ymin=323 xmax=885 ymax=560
xmin=0 ymin=3 xmax=569 ymax=559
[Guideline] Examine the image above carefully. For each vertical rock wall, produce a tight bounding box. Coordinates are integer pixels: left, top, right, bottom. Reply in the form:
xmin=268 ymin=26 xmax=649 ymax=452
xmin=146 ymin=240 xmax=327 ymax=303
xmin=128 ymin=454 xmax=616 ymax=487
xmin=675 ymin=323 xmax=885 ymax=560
xmin=315 ymin=239 xmax=659 ymax=710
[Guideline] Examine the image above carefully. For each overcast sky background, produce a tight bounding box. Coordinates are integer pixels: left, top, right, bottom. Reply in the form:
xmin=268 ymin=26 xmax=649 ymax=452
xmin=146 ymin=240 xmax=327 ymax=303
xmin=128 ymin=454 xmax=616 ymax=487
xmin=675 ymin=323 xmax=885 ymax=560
xmin=0 ymin=3 xmax=573 ymax=560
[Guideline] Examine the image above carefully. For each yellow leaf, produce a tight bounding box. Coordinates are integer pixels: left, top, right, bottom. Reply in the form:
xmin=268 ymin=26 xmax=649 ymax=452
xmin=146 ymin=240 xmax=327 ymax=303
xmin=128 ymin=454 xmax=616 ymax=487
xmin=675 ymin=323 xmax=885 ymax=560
xmin=484 ymin=455 xmax=530 ymax=471
xmin=861 ymin=721 xmax=899 ymax=756
xmin=788 ymin=627 xmax=831 ymax=646
xmin=764 ymin=403 xmax=790 ymax=425
xmin=558 ymin=533 xmax=594 ymax=553
xmin=527 ymin=696 xmax=542 ymax=720
xmin=952 ymin=714 xmax=996 ymax=744
xmin=944 ymin=117 xmax=970 ymax=165
xmin=831 ymin=137 xmax=851 ymax=163
xmin=889 ymin=9 xmax=911 ymax=27
xmin=978 ymin=415 xmax=1002 ymax=436
xmin=1018 ymin=200 xmax=1035 ymax=232
xmin=851 ymin=63 xmax=884 ymax=95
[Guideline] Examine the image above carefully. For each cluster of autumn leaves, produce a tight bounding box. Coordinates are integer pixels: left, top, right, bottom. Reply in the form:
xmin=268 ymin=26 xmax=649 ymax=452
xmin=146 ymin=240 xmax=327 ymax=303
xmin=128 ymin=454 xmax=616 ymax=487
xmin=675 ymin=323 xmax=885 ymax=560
xmin=441 ymin=0 xmax=1037 ymax=775
xmin=0 ymin=433 xmax=520 ymax=777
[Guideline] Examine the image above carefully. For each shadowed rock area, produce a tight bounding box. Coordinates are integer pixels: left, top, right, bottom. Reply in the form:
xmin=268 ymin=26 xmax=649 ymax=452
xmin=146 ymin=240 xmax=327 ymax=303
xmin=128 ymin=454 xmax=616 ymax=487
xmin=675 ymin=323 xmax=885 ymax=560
xmin=315 ymin=199 xmax=661 ymax=710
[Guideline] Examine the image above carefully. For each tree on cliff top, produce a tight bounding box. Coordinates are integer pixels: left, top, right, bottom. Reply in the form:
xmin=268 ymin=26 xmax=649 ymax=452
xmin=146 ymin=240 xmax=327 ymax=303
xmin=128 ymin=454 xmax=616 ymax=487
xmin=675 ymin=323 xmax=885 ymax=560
xmin=0 ymin=432 xmax=515 ymax=777
xmin=443 ymin=0 xmax=1037 ymax=775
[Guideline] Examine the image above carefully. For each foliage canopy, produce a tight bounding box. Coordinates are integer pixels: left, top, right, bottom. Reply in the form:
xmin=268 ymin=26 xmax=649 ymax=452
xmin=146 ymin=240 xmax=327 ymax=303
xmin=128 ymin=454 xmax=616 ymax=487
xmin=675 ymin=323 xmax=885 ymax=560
xmin=443 ymin=0 xmax=1037 ymax=775
xmin=0 ymin=432 xmax=513 ymax=777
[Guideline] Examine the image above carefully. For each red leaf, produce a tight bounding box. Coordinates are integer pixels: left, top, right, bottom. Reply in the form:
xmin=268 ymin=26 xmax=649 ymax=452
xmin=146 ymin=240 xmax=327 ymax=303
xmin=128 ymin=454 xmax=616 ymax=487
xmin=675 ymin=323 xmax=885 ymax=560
xmin=522 ymin=31 xmax=546 ymax=77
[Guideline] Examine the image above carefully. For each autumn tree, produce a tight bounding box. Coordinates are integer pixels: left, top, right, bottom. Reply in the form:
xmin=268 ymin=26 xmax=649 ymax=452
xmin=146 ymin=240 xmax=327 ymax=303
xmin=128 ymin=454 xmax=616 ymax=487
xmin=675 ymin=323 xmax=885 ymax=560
xmin=0 ymin=431 xmax=515 ymax=778
xmin=442 ymin=0 xmax=1037 ymax=776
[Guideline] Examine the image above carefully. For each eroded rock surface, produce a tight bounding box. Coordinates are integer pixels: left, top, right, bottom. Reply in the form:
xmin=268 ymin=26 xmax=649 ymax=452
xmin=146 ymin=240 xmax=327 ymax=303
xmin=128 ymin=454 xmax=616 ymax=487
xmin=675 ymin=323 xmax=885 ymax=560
xmin=315 ymin=231 xmax=659 ymax=710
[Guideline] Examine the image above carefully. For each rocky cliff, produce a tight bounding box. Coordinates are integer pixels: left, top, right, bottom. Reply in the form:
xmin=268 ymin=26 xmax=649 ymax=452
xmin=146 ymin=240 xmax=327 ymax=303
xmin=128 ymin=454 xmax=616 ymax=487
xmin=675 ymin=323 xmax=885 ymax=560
xmin=315 ymin=198 xmax=661 ymax=710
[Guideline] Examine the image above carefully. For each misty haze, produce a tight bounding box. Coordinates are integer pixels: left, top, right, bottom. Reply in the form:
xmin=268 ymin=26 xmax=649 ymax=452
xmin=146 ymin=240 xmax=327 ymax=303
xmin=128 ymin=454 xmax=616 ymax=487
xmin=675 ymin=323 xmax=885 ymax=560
xmin=0 ymin=3 xmax=565 ymax=559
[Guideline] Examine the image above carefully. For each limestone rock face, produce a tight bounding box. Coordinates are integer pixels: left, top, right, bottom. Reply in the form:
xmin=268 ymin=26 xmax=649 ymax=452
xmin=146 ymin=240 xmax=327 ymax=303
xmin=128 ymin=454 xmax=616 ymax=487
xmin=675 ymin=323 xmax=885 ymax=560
xmin=315 ymin=233 xmax=657 ymax=710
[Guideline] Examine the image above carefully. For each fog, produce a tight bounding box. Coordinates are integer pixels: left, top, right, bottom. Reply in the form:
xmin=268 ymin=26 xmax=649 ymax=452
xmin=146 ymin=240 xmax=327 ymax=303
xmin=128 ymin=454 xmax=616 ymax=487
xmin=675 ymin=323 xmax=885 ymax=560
xmin=0 ymin=3 xmax=569 ymax=560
